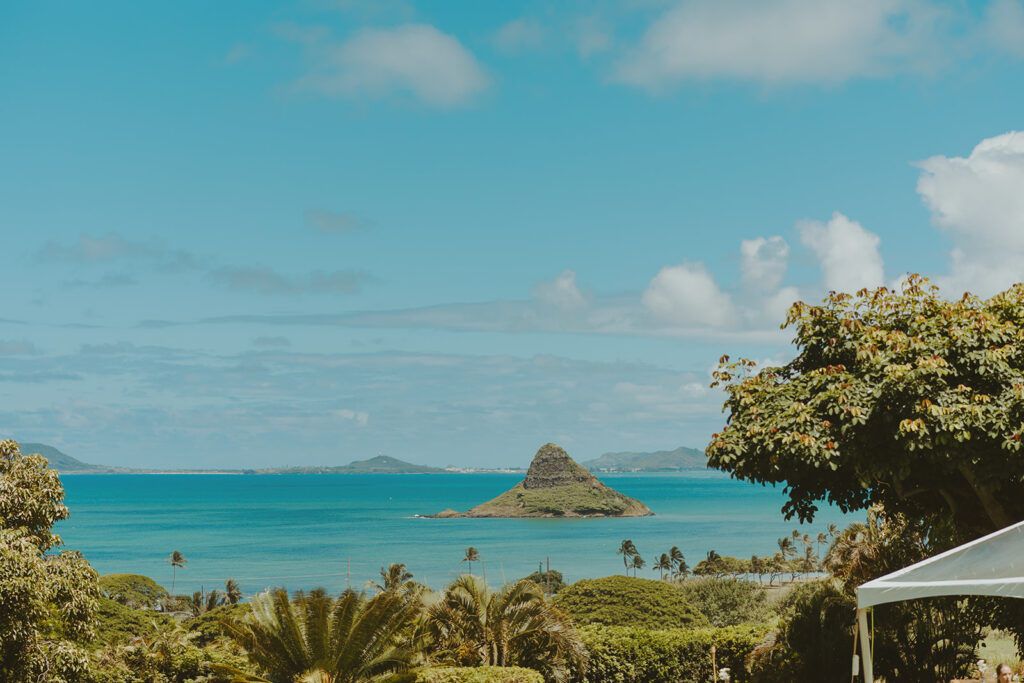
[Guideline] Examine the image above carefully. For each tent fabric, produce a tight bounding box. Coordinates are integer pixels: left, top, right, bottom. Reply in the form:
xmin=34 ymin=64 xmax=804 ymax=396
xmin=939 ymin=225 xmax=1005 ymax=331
xmin=857 ymin=520 xmax=1024 ymax=609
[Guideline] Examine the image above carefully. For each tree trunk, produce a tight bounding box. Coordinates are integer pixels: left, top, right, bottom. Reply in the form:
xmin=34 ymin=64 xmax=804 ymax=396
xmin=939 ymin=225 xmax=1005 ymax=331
xmin=959 ymin=465 xmax=1014 ymax=530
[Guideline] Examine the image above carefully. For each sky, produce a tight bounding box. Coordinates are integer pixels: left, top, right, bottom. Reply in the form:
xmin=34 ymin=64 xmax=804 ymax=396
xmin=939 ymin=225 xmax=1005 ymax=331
xmin=3 ymin=0 xmax=1024 ymax=468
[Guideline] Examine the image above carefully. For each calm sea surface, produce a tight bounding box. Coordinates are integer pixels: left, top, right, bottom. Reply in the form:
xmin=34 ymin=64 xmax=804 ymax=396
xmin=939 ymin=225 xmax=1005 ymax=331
xmin=58 ymin=472 xmax=860 ymax=598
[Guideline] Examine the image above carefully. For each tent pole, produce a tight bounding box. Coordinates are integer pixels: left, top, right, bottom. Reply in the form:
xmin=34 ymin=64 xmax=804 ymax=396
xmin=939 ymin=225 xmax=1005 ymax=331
xmin=858 ymin=608 xmax=873 ymax=682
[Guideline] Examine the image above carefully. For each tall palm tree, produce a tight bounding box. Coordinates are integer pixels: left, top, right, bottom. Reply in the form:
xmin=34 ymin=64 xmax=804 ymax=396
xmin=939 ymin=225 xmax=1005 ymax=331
xmin=777 ymin=536 xmax=794 ymax=561
xmin=815 ymin=532 xmax=828 ymax=566
xmin=427 ymin=575 xmax=585 ymax=682
xmin=653 ymin=553 xmax=672 ymax=580
xmin=371 ymin=564 xmax=415 ymax=593
xmin=166 ymin=550 xmax=187 ymax=597
xmin=630 ymin=554 xmax=645 ymax=577
xmin=668 ymin=546 xmax=684 ymax=577
xmin=616 ymin=539 xmax=637 ymax=575
xmin=462 ymin=547 xmax=479 ymax=575
xmin=226 ymin=579 xmax=243 ymax=605
xmin=216 ymin=587 xmax=422 ymax=683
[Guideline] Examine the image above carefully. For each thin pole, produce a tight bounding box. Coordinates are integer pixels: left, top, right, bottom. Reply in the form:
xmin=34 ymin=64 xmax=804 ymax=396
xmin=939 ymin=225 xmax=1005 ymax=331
xmin=858 ymin=608 xmax=873 ymax=682
xmin=347 ymin=557 xmax=350 ymax=590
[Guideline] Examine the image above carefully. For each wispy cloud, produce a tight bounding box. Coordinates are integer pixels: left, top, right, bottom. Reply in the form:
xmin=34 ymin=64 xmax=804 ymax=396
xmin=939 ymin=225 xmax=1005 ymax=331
xmin=0 ymin=340 xmax=38 ymax=355
xmin=304 ymin=208 xmax=373 ymax=232
xmin=614 ymin=0 xmax=949 ymax=88
xmin=280 ymin=23 xmax=490 ymax=107
xmin=207 ymin=266 xmax=374 ymax=295
xmin=492 ymin=18 xmax=547 ymax=54
xmin=37 ymin=232 xmax=202 ymax=272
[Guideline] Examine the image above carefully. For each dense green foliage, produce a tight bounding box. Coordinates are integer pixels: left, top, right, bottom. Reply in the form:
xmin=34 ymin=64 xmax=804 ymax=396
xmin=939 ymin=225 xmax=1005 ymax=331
xmin=91 ymin=596 xmax=174 ymax=645
xmin=1 ymin=438 xmax=100 ymax=682
xmin=414 ymin=666 xmax=544 ymax=682
xmin=98 ymin=573 xmax=168 ymax=609
xmin=707 ymin=276 xmax=1024 ymax=535
xmin=468 ymin=482 xmax=650 ymax=517
xmin=675 ymin=578 xmax=775 ymax=628
xmin=746 ymin=580 xmax=854 ymax=682
xmin=575 ymin=624 xmax=765 ymax=682
xmin=520 ymin=569 xmax=566 ymax=594
xmin=553 ymin=576 xmax=708 ymax=630
xmin=427 ymin=575 xmax=586 ymax=682
xmin=183 ymin=602 xmax=251 ymax=646
xmin=217 ymin=586 xmax=423 ymax=682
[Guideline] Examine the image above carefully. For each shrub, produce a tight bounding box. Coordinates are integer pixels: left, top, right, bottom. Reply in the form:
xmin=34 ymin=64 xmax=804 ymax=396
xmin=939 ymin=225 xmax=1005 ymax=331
xmin=746 ymin=579 xmax=855 ymax=682
xmin=415 ymin=666 xmax=544 ymax=682
xmin=676 ymin=577 xmax=776 ymax=628
xmin=91 ymin=596 xmax=174 ymax=646
xmin=553 ymin=575 xmax=708 ymax=629
xmin=183 ymin=602 xmax=251 ymax=646
xmin=520 ymin=569 xmax=567 ymax=595
xmin=576 ymin=624 xmax=765 ymax=682
xmin=98 ymin=574 xmax=168 ymax=609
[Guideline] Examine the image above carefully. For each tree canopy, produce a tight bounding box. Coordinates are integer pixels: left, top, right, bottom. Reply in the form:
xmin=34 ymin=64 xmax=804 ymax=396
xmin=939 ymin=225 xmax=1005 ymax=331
xmin=707 ymin=276 xmax=1024 ymax=538
xmin=0 ymin=439 xmax=99 ymax=682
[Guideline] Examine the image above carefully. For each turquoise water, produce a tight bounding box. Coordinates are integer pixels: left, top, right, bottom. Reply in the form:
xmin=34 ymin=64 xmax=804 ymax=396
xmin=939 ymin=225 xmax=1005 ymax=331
xmin=58 ymin=472 xmax=860 ymax=599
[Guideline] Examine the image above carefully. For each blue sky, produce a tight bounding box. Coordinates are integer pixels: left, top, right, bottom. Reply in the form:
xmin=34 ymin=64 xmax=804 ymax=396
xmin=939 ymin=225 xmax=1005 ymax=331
xmin=3 ymin=0 xmax=1024 ymax=468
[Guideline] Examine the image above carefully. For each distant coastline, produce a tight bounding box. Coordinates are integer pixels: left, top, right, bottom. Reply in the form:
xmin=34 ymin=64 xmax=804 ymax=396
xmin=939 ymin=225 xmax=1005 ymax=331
xmin=22 ymin=441 xmax=707 ymax=476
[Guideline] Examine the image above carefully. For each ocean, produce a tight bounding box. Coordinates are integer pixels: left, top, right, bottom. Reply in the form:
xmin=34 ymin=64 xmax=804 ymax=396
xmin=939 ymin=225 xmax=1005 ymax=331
xmin=57 ymin=472 xmax=861 ymax=599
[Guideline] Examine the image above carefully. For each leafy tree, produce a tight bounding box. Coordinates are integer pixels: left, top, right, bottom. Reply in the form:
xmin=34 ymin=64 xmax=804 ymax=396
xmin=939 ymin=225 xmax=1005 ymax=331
xmin=0 ymin=439 xmax=99 ymax=682
xmin=520 ymin=568 xmax=566 ymax=595
xmin=225 ymin=578 xmax=243 ymax=605
xmin=707 ymin=276 xmax=1024 ymax=537
xmin=462 ymin=547 xmax=479 ymax=575
xmin=427 ymin=575 xmax=585 ymax=682
xmin=98 ymin=573 xmax=169 ymax=609
xmin=676 ymin=577 xmax=775 ymax=628
xmin=217 ymin=586 xmax=422 ymax=682
xmin=615 ymin=539 xmax=637 ymax=576
xmin=166 ymin=550 xmax=187 ymax=597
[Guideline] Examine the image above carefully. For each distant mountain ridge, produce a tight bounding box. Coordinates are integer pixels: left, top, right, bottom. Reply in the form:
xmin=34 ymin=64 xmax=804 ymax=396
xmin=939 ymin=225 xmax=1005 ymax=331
xmin=263 ymin=455 xmax=444 ymax=474
xmin=582 ymin=446 xmax=706 ymax=472
xmin=17 ymin=443 xmax=117 ymax=473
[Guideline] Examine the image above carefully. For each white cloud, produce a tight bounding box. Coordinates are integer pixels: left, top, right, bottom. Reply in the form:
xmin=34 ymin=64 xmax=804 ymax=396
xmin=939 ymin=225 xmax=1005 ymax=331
xmin=798 ymin=212 xmax=885 ymax=293
xmin=916 ymin=131 xmax=1024 ymax=295
xmin=573 ymin=15 xmax=613 ymax=58
xmin=614 ymin=0 xmax=941 ymax=88
xmin=334 ymin=408 xmax=369 ymax=426
xmin=985 ymin=0 xmax=1024 ymax=58
xmin=531 ymin=270 xmax=587 ymax=311
xmin=492 ymin=18 xmax=546 ymax=54
xmin=642 ymin=262 xmax=735 ymax=327
xmin=290 ymin=24 xmax=490 ymax=107
xmin=740 ymin=236 xmax=789 ymax=291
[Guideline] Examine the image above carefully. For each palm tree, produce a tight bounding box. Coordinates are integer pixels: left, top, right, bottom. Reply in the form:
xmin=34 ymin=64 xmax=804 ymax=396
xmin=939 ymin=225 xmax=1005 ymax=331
xmin=616 ymin=539 xmax=637 ymax=575
xmin=188 ymin=589 xmax=225 ymax=617
xmin=371 ymin=563 xmax=415 ymax=593
xmin=668 ymin=546 xmax=684 ymax=576
xmin=816 ymin=532 xmax=828 ymax=566
xmin=216 ymin=587 xmax=422 ymax=683
xmin=225 ymin=579 xmax=243 ymax=605
xmin=777 ymin=536 xmax=794 ymax=561
xmin=166 ymin=550 xmax=187 ymax=597
xmin=654 ymin=553 xmax=672 ymax=580
xmin=630 ymin=554 xmax=646 ymax=577
xmin=462 ymin=547 xmax=479 ymax=575
xmin=427 ymin=575 xmax=585 ymax=681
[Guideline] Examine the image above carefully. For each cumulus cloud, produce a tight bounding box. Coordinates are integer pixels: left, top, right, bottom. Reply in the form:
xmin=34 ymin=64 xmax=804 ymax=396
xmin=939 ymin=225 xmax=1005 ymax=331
xmin=286 ymin=23 xmax=490 ymax=107
xmin=985 ymin=0 xmax=1024 ymax=58
xmin=916 ymin=131 xmax=1024 ymax=295
xmin=798 ymin=212 xmax=885 ymax=293
xmin=334 ymin=408 xmax=369 ymax=426
xmin=642 ymin=262 xmax=735 ymax=327
xmin=492 ymin=18 xmax=546 ymax=53
xmin=614 ymin=0 xmax=942 ymax=88
xmin=305 ymin=208 xmax=372 ymax=232
xmin=207 ymin=266 xmax=373 ymax=295
xmin=531 ymin=270 xmax=587 ymax=311
xmin=740 ymin=236 xmax=789 ymax=291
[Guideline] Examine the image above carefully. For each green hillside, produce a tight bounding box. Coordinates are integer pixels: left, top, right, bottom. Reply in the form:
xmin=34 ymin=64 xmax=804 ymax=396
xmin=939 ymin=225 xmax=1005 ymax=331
xmin=264 ymin=455 xmax=443 ymax=474
xmin=583 ymin=446 xmax=706 ymax=472
xmin=17 ymin=442 xmax=106 ymax=473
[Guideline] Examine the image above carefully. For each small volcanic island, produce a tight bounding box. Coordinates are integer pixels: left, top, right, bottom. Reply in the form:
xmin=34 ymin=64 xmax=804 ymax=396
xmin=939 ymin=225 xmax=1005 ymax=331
xmin=428 ymin=443 xmax=653 ymax=518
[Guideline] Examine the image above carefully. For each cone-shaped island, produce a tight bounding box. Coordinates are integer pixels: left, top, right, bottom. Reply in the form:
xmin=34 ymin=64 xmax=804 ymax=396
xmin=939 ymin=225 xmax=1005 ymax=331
xmin=429 ymin=443 xmax=653 ymax=518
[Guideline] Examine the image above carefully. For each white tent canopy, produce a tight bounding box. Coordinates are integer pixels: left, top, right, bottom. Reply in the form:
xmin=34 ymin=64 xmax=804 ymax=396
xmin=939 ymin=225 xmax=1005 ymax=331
xmin=854 ymin=519 xmax=1024 ymax=681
